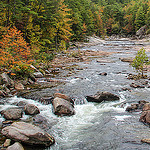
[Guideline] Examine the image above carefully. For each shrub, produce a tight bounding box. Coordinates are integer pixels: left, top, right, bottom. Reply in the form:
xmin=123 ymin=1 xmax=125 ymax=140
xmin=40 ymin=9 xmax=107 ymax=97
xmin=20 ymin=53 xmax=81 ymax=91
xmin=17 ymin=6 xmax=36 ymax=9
xmin=132 ymin=48 xmax=149 ymax=77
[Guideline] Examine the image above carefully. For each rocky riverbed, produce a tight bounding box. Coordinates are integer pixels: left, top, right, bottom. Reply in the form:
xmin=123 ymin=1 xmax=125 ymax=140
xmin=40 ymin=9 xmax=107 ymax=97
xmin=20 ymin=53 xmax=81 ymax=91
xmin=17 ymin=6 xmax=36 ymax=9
xmin=1 ymin=36 xmax=150 ymax=149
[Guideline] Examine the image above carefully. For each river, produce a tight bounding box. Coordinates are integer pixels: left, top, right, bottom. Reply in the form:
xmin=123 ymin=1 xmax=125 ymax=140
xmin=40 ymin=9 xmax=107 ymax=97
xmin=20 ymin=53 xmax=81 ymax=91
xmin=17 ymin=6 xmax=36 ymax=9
xmin=1 ymin=39 xmax=150 ymax=150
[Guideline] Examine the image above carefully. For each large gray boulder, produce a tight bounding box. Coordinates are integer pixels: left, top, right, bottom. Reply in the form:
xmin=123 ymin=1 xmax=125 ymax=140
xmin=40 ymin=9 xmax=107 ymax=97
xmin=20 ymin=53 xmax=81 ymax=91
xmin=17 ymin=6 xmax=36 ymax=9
xmin=136 ymin=25 xmax=147 ymax=38
xmin=6 ymin=142 xmax=24 ymax=150
xmin=1 ymin=73 xmax=14 ymax=88
xmin=24 ymin=104 xmax=40 ymax=115
xmin=86 ymin=91 xmax=120 ymax=103
xmin=52 ymin=97 xmax=75 ymax=116
xmin=1 ymin=108 xmax=23 ymax=120
xmin=1 ymin=122 xmax=55 ymax=147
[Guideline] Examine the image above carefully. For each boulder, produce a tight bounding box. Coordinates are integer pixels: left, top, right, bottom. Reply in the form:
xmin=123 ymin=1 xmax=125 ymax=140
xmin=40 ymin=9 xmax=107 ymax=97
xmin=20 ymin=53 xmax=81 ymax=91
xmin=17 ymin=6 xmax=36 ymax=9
xmin=119 ymin=57 xmax=133 ymax=63
xmin=1 ymin=122 xmax=55 ymax=147
xmin=14 ymin=82 xmax=24 ymax=90
xmin=33 ymin=72 xmax=43 ymax=78
xmin=139 ymin=110 xmax=150 ymax=124
xmin=1 ymin=108 xmax=23 ymax=120
xmin=136 ymin=25 xmax=147 ymax=38
xmin=86 ymin=91 xmax=119 ymax=103
xmin=54 ymin=93 xmax=74 ymax=105
xmin=142 ymin=103 xmax=150 ymax=111
xmin=52 ymin=97 xmax=75 ymax=116
xmin=1 ymin=73 xmax=14 ymax=88
xmin=24 ymin=104 xmax=40 ymax=115
xmin=6 ymin=142 xmax=24 ymax=150
xmin=33 ymin=114 xmax=57 ymax=130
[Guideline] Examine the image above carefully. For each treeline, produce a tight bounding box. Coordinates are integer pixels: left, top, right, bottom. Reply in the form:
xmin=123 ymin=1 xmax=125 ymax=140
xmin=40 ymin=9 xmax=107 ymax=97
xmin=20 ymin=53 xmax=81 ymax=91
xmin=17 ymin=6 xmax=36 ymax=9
xmin=0 ymin=0 xmax=150 ymax=76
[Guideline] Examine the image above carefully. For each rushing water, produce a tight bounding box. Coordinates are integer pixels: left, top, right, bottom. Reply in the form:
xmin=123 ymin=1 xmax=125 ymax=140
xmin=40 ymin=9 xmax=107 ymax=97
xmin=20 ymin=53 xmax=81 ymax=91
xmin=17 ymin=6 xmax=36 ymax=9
xmin=1 ymin=40 xmax=150 ymax=150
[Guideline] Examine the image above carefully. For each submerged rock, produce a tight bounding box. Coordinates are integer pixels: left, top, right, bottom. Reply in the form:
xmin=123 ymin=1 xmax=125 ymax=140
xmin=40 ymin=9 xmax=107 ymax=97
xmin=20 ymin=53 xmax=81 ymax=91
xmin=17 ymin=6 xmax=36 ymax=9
xmin=1 ymin=108 xmax=23 ymax=120
xmin=86 ymin=91 xmax=119 ymax=103
xmin=99 ymin=72 xmax=107 ymax=76
xmin=119 ymin=57 xmax=133 ymax=63
xmin=1 ymin=122 xmax=55 ymax=147
xmin=52 ymin=97 xmax=75 ymax=116
xmin=24 ymin=104 xmax=40 ymax=115
xmin=126 ymin=100 xmax=148 ymax=112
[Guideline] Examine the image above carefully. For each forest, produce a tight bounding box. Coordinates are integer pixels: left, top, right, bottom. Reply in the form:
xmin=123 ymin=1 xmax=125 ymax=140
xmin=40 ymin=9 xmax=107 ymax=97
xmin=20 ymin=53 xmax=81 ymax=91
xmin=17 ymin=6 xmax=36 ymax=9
xmin=0 ymin=0 xmax=150 ymax=76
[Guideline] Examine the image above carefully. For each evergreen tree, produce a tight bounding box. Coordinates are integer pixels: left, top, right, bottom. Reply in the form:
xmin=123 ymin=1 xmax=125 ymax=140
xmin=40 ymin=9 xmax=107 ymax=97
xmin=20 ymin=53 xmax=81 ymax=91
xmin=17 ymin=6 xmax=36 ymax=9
xmin=135 ymin=6 xmax=145 ymax=31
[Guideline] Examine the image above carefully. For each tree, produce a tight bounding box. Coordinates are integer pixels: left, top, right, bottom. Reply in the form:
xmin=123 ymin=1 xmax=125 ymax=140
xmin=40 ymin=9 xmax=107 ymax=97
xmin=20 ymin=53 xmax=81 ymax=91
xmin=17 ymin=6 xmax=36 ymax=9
xmin=132 ymin=48 xmax=149 ymax=77
xmin=135 ymin=6 xmax=145 ymax=31
xmin=0 ymin=26 xmax=33 ymax=76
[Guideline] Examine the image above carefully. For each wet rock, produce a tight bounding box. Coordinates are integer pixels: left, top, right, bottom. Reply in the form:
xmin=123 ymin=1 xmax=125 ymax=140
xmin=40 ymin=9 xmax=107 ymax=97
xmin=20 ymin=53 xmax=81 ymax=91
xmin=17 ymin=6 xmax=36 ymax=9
xmin=140 ymin=110 xmax=150 ymax=124
xmin=141 ymin=138 xmax=150 ymax=144
xmin=33 ymin=114 xmax=57 ymax=130
xmin=54 ymin=93 xmax=74 ymax=105
xmin=1 ymin=108 xmax=23 ymax=120
xmin=86 ymin=91 xmax=120 ymax=103
xmin=6 ymin=142 xmax=24 ymax=150
xmin=1 ymin=122 xmax=55 ymax=147
xmin=3 ymin=139 xmax=11 ymax=148
xmin=119 ymin=57 xmax=133 ymax=63
xmin=126 ymin=100 xmax=148 ymax=112
xmin=24 ymin=104 xmax=40 ymax=115
xmin=14 ymin=82 xmax=24 ymax=90
xmin=142 ymin=103 xmax=150 ymax=111
xmin=126 ymin=104 xmax=138 ymax=112
xmin=99 ymin=72 xmax=107 ymax=76
xmin=121 ymin=87 xmax=131 ymax=92
xmin=130 ymin=82 xmax=145 ymax=88
xmin=33 ymin=72 xmax=43 ymax=78
xmin=52 ymin=97 xmax=75 ymax=116
xmin=138 ymin=100 xmax=149 ymax=109
xmin=121 ymin=57 xmax=133 ymax=63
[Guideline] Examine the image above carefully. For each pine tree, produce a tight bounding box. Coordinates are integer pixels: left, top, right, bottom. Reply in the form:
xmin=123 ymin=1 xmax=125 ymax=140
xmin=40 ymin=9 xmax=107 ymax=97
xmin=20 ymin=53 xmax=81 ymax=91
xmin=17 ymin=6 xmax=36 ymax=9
xmin=135 ymin=6 xmax=145 ymax=31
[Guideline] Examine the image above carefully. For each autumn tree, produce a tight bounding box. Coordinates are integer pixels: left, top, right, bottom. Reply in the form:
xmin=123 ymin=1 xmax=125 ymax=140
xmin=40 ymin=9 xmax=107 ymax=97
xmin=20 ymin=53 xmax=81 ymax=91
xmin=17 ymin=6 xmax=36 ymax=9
xmin=0 ymin=26 xmax=33 ymax=76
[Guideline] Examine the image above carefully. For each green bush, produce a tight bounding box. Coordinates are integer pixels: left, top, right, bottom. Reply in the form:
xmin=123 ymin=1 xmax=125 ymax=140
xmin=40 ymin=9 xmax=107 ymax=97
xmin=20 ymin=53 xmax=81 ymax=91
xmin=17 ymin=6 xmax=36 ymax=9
xmin=132 ymin=48 xmax=149 ymax=77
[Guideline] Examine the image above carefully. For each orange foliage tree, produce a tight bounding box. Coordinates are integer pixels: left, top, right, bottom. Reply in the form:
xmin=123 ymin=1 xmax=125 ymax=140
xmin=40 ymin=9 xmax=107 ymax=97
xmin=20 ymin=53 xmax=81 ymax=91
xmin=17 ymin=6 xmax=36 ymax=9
xmin=0 ymin=26 xmax=33 ymax=75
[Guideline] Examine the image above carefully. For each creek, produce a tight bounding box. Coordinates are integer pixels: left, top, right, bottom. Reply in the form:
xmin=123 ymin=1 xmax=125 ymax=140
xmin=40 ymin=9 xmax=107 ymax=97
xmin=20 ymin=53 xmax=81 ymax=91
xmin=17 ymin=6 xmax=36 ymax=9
xmin=1 ymin=39 xmax=150 ymax=150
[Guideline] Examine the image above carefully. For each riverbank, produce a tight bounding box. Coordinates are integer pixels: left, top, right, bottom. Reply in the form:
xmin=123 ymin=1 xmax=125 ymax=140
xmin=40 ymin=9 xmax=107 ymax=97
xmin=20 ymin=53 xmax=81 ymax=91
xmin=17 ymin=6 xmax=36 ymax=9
xmin=1 ymin=38 xmax=150 ymax=149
